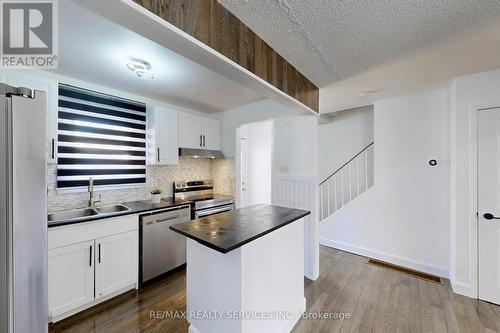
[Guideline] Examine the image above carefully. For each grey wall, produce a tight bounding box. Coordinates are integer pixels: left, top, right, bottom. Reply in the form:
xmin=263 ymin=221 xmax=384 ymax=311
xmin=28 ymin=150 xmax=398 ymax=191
xmin=319 ymin=106 xmax=374 ymax=182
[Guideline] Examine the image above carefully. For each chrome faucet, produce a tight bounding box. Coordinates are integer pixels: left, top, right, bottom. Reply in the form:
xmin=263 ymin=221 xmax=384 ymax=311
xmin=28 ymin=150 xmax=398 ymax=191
xmin=88 ymin=177 xmax=101 ymax=208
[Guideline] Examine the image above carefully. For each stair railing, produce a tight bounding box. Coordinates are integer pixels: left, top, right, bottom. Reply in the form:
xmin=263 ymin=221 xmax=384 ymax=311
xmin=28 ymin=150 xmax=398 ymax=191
xmin=319 ymin=142 xmax=374 ymax=221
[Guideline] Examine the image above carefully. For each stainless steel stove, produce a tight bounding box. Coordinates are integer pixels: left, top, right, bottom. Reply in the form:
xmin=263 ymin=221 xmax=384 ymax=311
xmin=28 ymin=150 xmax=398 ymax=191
xmin=173 ymin=180 xmax=234 ymax=219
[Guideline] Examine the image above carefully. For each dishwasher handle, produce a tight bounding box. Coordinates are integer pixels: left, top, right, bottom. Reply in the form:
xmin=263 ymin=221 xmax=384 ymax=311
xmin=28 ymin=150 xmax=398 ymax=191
xmin=156 ymin=216 xmax=180 ymax=224
xmin=140 ymin=206 xmax=190 ymax=224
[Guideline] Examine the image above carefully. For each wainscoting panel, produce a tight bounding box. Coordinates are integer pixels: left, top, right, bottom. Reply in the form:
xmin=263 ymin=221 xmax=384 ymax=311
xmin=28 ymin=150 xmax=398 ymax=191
xmin=272 ymin=176 xmax=319 ymax=280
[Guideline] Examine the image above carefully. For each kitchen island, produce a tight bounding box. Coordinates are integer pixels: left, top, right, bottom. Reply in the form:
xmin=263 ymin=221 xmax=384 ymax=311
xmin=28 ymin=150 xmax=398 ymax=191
xmin=170 ymin=204 xmax=310 ymax=333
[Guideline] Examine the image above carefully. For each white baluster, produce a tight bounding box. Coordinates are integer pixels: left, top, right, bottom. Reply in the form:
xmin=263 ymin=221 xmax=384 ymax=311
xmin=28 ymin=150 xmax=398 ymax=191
xmin=327 ymin=180 xmax=330 ymax=216
xmin=365 ymin=149 xmax=369 ymax=192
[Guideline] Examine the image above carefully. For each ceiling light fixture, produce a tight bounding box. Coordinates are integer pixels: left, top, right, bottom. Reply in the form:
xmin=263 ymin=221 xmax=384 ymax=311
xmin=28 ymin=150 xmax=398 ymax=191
xmin=127 ymin=58 xmax=155 ymax=79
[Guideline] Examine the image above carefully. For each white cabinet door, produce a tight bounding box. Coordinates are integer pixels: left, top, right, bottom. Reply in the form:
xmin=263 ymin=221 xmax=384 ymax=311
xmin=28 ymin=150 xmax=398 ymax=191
xmin=179 ymin=112 xmax=202 ymax=149
xmin=2 ymin=70 xmax=58 ymax=162
xmin=203 ymin=118 xmax=221 ymax=150
xmin=95 ymin=231 xmax=138 ymax=299
xmin=147 ymin=106 xmax=179 ymax=165
xmin=155 ymin=107 xmax=179 ymax=165
xmin=48 ymin=240 xmax=95 ymax=319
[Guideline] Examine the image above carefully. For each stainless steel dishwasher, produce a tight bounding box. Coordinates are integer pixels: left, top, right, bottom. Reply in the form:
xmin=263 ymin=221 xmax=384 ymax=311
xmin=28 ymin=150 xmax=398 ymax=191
xmin=139 ymin=205 xmax=191 ymax=285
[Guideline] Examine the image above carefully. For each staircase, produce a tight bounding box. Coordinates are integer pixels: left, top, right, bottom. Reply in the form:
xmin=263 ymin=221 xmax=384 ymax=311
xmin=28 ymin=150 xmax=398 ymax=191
xmin=319 ymin=142 xmax=374 ymax=221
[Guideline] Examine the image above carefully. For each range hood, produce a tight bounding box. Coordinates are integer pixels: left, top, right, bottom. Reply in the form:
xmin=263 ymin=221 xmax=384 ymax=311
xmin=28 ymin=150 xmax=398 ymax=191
xmin=179 ymin=148 xmax=225 ymax=159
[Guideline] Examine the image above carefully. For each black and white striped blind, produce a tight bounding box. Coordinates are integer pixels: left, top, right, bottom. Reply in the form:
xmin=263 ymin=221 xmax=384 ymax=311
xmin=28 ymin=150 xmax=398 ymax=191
xmin=57 ymin=84 xmax=147 ymax=189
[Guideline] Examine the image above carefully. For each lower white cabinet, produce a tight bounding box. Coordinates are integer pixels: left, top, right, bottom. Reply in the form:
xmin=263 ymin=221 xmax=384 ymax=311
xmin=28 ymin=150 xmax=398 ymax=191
xmin=48 ymin=240 xmax=95 ymax=318
xmin=48 ymin=215 xmax=138 ymax=322
xmin=95 ymin=232 xmax=137 ymax=299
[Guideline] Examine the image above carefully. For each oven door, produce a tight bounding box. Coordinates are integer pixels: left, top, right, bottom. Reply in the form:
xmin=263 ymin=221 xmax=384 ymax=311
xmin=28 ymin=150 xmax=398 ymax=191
xmin=195 ymin=204 xmax=234 ymax=219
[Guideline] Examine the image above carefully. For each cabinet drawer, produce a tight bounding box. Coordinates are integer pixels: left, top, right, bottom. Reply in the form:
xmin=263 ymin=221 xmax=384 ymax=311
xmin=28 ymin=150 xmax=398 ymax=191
xmin=49 ymin=214 xmax=138 ymax=250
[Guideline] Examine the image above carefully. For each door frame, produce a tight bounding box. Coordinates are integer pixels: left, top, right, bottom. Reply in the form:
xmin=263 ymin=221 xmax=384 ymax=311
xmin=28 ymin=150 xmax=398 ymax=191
xmin=469 ymin=103 xmax=500 ymax=300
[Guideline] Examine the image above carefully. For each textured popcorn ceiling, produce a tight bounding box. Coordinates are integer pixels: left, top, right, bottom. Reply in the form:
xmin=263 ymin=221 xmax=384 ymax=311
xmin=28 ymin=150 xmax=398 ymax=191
xmin=219 ymin=0 xmax=500 ymax=112
xmin=219 ymin=0 xmax=500 ymax=86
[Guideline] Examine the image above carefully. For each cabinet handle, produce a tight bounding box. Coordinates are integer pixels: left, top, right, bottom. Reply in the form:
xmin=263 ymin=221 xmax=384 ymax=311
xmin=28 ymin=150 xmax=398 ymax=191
xmin=157 ymin=147 xmax=160 ymax=162
xmin=98 ymin=243 xmax=101 ymax=263
xmin=51 ymin=138 xmax=55 ymax=159
xmin=203 ymin=135 xmax=206 ymax=147
xmin=200 ymin=134 xmax=203 ymax=147
xmin=89 ymin=245 xmax=92 ymax=266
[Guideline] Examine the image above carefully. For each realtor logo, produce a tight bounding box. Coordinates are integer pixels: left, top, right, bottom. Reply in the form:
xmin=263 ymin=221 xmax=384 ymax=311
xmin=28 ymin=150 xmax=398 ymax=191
xmin=1 ymin=0 xmax=58 ymax=68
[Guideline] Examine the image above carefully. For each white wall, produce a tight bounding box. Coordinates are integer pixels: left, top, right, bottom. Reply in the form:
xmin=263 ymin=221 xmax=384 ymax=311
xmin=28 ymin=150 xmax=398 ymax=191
xmin=320 ymin=88 xmax=451 ymax=278
xmin=271 ymin=115 xmax=320 ymax=280
xmin=450 ymin=68 xmax=500 ymax=297
xmin=213 ymin=99 xmax=301 ymax=157
xmin=273 ymin=116 xmax=318 ymax=178
xmin=319 ymin=106 xmax=374 ymax=181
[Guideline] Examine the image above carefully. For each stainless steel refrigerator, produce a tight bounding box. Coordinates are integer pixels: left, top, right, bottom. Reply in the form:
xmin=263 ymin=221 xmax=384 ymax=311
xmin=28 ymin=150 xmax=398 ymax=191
xmin=0 ymin=84 xmax=47 ymax=333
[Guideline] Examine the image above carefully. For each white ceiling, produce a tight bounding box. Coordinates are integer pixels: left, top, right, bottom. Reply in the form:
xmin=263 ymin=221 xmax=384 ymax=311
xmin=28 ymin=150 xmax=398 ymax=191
xmin=219 ymin=0 xmax=500 ymax=113
xmin=55 ymin=1 xmax=263 ymax=113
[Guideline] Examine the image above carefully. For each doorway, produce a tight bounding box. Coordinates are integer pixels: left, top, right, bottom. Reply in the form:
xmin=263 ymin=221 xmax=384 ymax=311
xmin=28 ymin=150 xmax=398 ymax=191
xmin=478 ymin=107 xmax=500 ymax=305
xmin=235 ymin=120 xmax=273 ymax=208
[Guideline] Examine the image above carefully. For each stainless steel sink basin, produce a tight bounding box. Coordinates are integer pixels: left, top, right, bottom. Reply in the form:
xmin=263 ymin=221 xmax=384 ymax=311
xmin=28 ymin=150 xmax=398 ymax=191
xmin=48 ymin=208 xmax=98 ymax=222
xmin=48 ymin=204 xmax=132 ymax=224
xmin=96 ymin=204 xmax=131 ymax=214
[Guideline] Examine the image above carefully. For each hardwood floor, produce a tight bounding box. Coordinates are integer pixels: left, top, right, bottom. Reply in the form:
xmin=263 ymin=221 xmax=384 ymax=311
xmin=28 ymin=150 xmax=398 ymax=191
xmin=49 ymin=246 xmax=500 ymax=333
xmin=294 ymin=247 xmax=500 ymax=333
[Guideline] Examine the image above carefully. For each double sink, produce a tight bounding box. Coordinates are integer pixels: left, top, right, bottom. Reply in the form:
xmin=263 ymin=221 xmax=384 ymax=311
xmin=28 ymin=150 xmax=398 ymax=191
xmin=48 ymin=204 xmax=132 ymax=224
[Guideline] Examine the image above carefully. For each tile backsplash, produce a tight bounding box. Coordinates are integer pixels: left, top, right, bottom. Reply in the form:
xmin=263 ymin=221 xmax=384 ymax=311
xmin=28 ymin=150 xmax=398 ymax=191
xmin=213 ymin=158 xmax=235 ymax=196
xmin=48 ymin=157 xmax=235 ymax=212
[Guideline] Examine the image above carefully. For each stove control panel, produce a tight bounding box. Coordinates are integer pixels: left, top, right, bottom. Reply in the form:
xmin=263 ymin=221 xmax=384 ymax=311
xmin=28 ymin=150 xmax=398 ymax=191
xmin=174 ymin=180 xmax=213 ymax=192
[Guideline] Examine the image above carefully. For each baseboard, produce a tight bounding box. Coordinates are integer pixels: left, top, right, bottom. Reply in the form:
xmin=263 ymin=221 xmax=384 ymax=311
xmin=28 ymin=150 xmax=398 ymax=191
xmin=450 ymin=279 xmax=476 ymax=298
xmin=49 ymin=283 xmax=137 ymax=323
xmin=320 ymin=238 xmax=449 ymax=278
xmin=188 ymin=297 xmax=305 ymax=333
xmin=281 ymin=296 xmax=306 ymax=333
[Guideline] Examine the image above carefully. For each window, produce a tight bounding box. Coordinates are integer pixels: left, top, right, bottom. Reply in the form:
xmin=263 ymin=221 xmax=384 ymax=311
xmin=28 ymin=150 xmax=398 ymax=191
xmin=57 ymin=84 xmax=147 ymax=189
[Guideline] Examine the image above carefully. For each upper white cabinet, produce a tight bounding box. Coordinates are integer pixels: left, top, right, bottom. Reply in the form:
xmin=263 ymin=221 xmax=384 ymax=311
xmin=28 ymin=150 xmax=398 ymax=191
xmin=147 ymin=106 xmax=179 ymax=165
xmin=204 ymin=118 xmax=221 ymax=150
xmin=1 ymin=71 xmax=58 ymax=162
xmin=178 ymin=112 xmax=201 ymax=149
xmin=179 ymin=112 xmax=221 ymax=150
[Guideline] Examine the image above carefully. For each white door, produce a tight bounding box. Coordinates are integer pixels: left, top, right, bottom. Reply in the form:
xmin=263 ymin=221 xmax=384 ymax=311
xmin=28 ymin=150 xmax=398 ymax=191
xmin=179 ymin=112 xmax=202 ymax=149
xmin=48 ymin=241 xmax=95 ymax=319
xmin=156 ymin=107 xmax=179 ymax=165
xmin=478 ymin=108 xmax=500 ymax=305
xmin=203 ymin=118 xmax=221 ymax=150
xmin=95 ymin=231 xmax=138 ymax=299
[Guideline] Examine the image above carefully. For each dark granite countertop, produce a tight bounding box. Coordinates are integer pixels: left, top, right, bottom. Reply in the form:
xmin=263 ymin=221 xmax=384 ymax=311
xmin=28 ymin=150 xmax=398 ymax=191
xmin=170 ymin=204 xmax=310 ymax=254
xmin=47 ymin=197 xmax=192 ymax=228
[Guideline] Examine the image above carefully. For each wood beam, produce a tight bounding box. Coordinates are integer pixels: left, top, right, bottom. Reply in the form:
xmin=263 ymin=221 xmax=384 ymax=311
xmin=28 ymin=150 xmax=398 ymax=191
xmin=133 ymin=0 xmax=319 ymax=112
